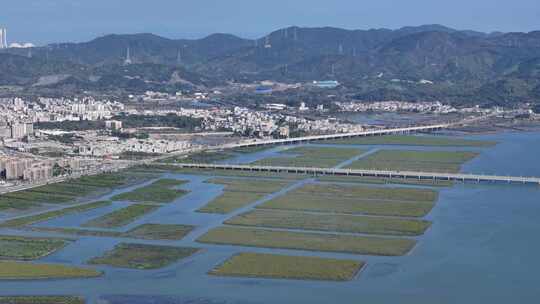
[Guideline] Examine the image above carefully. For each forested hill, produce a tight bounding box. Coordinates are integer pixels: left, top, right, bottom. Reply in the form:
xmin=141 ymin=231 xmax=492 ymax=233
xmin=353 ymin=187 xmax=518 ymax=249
xmin=2 ymin=25 xmax=540 ymax=106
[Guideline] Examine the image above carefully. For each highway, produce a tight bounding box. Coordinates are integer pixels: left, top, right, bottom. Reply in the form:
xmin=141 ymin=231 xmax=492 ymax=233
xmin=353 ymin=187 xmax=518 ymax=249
xmin=168 ymin=163 xmax=540 ymax=186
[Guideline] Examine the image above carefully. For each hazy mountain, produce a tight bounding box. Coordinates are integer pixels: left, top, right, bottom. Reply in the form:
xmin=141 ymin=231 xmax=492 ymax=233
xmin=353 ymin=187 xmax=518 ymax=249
xmin=1 ymin=24 xmax=540 ymax=105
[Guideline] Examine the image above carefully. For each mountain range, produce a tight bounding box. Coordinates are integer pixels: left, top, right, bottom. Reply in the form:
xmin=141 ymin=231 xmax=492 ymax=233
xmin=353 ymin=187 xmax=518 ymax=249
xmin=1 ymin=24 xmax=540 ymax=106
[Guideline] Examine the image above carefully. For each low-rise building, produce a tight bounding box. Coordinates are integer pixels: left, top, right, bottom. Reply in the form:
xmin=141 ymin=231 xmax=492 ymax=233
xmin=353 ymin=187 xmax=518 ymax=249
xmin=105 ymin=120 xmax=123 ymax=131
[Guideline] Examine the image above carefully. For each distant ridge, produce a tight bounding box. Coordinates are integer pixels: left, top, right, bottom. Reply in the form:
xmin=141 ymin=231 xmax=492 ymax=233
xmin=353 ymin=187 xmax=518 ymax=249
xmin=1 ymin=24 xmax=540 ymax=105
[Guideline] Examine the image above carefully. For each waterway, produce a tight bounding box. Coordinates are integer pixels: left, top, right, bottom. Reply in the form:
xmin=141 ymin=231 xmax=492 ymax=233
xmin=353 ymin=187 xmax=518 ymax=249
xmin=0 ymin=131 xmax=539 ymax=304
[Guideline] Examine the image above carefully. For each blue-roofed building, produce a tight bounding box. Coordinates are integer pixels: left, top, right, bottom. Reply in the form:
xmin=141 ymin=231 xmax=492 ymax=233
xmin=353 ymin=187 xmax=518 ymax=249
xmin=255 ymin=86 xmax=274 ymax=94
xmin=313 ymin=80 xmax=340 ymax=89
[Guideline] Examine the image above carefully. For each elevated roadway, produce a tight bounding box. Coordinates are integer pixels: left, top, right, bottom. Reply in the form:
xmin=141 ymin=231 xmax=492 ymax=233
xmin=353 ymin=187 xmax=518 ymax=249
xmin=169 ymin=163 xmax=540 ymax=186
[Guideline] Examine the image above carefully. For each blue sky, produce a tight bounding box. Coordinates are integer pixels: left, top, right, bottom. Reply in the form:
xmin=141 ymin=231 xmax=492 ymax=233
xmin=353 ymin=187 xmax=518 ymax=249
xmin=1 ymin=0 xmax=539 ymax=45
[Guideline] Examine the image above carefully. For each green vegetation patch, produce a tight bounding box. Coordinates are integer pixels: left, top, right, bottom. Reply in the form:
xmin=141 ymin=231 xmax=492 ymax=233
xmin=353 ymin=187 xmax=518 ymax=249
xmin=210 ymin=252 xmax=364 ymax=281
xmin=69 ymin=173 xmax=130 ymax=188
xmin=0 ymin=201 xmax=112 ymax=228
xmin=160 ymin=151 xmax=234 ymax=164
xmin=226 ymin=210 xmax=431 ymax=236
xmin=112 ymin=179 xmax=189 ymax=204
xmin=88 ymin=243 xmax=200 ymax=269
xmin=294 ymin=183 xmax=438 ymax=202
xmin=325 ymin=135 xmax=497 ymax=147
xmin=112 ymin=113 xmax=202 ymax=130
xmin=0 ymin=296 xmax=84 ymax=304
xmin=198 ymin=227 xmax=415 ymax=256
xmin=25 ymin=227 xmax=123 ymax=238
xmin=0 ymin=261 xmax=101 ymax=280
xmin=83 ymin=204 xmax=159 ymax=228
xmin=0 ymin=236 xmax=69 ymax=260
xmin=27 ymin=224 xmax=194 ymax=241
xmin=259 ymin=195 xmax=435 ymax=217
xmin=197 ymin=178 xmax=291 ymax=214
xmin=258 ymin=183 xmax=437 ymax=217
xmin=252 ymin=146 xmax=364 ymax=168
xmin=0 ymin=172 xmax=138 ymax=211
xmin=346 ymin=150 xmax=479 ymax=173
xmin=1 ymin=191 xmax=74 ymax=205
xmin=124 ymin=224 xmax=194 ymax=240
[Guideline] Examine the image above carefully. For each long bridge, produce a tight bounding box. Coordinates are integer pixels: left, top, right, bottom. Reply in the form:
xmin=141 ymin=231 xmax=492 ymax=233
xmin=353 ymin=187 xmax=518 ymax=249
xmin=219 ymin=123 xmax=451 ymax=150
xmin=218 ymin=115 xmax=491 ymax=150
xmin=169 ymin=163 xmax=540 ymax=186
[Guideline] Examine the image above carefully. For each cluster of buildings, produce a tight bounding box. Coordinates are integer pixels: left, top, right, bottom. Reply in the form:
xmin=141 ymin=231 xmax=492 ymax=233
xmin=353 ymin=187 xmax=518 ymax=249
xmin=162 ymin=106 xmax=361 ymax=138
xmin=0 ymin=97 xmax=125 ymax=124
xmin=0 ymin=155 xmax=83 ymax=183
xmin=129 ymin=91 xmax=211 ymax=102
xmin=297 ymin=118 xmax=366 ymax=134
xmin=1 ymin=157 xmax=50 ymax=182
xmin=124 ymin=105 xmax=368 ymax=139
xmin=76 ymin=132 xmax=192 ymax=157
xmin=335 ymin=101 xmax=530 ymax=117
xmin=335 ymin=101 xmax=459 ymax=114
xmin=0 ymin=122 xmax=34 ymax=140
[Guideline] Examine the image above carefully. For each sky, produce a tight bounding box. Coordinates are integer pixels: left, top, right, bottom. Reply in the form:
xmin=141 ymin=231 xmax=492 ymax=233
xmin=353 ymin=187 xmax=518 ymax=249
xmin=1 ymin=0 xmax=539 ymax=45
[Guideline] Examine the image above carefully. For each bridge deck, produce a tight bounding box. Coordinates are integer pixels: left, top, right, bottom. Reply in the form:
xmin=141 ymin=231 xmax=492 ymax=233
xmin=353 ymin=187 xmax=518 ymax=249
xmin=170 ymin=163 xmax=540 ymax=185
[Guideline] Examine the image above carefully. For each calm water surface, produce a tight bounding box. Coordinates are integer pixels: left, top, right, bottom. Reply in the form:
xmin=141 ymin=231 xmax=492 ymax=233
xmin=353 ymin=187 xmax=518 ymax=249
xmin=0 ymin=132 xmax=539 ymax=304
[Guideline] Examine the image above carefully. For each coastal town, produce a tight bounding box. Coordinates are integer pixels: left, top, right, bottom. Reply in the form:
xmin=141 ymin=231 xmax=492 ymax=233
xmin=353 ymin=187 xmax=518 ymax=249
xmin=0 ymin=92 xmax=537 ymax=191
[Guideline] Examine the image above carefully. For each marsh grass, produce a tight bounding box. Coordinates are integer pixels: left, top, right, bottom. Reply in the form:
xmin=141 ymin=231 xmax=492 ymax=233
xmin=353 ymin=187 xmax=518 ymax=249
xmin=0 ymin=236 xmax=69 ymax=260
xmin=258 ymin=183 xmax=437 ymax=217
xmin=346 ymin=150 xmax=479 ymax=173
xmin=324 ymin=135 xmax=497 ymax=147
xmin=210 ymin=252 xmax=364 ymax=281
xmin=0 ymin=261 xmax=101 ymax=280
xmin=226 ymin=209 xmax=431 ymax=236
xmin=88 ymin=243 xmax=199 ymax=269
xmin=0 ymin=201 xmax=112 ymax=228
xmin=252 ymin=146 xmax=364 ymax=168
xmin=111 ymin=179 xmax=189 ymax=204
xmin=198 ymin=226 xmax=415 ymax=256
xmin=197 ymin=178 xmax=290 ymax=214
xmin=0 ymin=172 xmax=142 ymax=211
xmin=83 ymin=204 xmax=159 ymax=228
xmin=0 ymin=296 xmax=84 ymax=304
